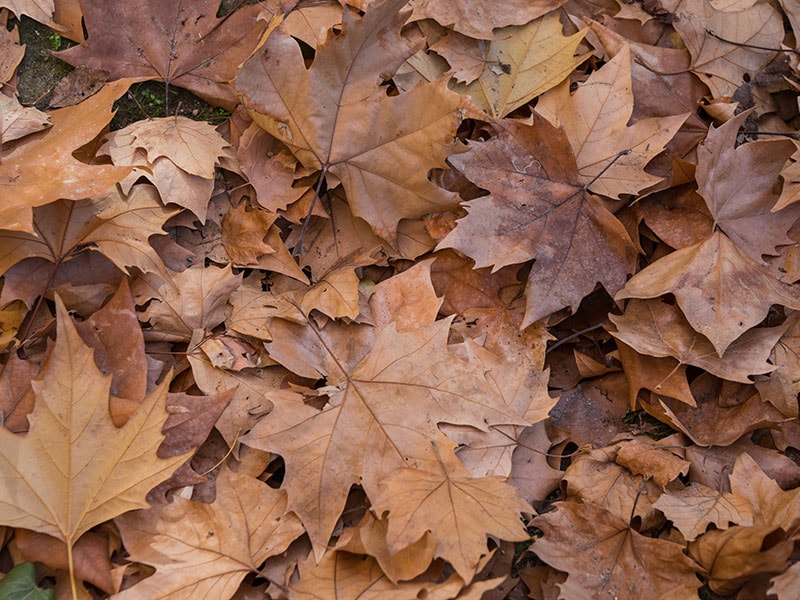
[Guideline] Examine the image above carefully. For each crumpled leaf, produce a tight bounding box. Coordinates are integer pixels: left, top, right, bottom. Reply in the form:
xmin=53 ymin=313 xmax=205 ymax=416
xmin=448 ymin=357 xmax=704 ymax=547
xmin=532 ymin=501 xmax=701 ymax=599
xmin=115 ymin=467 xmax=304 ymax=600
xmin=438 ymin=115 xmax=637 ymax=326
xmin=235 ymin=0 xmax=465 ymax=246
xmin=0 ymin=80 xmax=134 ymax=233
xmin=696 ymin=110 xmax=799 ymax=259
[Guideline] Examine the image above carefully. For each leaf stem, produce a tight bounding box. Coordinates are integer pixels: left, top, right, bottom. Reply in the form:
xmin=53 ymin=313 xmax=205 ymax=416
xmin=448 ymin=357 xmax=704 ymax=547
xmin=292 ymin=165 xmax=329 ymax=258
xmin=583 ymin=149 xmax=631 ymax=192
xmin=705 ymin=29 xmax=800 ymax=54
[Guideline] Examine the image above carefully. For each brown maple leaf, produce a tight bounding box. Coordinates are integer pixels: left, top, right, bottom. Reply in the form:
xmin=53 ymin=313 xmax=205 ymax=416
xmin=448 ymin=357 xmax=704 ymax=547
xmin=532 ymin=501 xmax=701 ymax=598
xmin=235 ymin=0 xmax=465 ymax=247
xmin=0 ymin=297 xmax=187 ymax=594
xmin=56 ymin=0 xmax=268 ymax=110
xmin=242 ymin=316 xmax=525 ymax=557
xmin=115 ymin=467 xmax=304 ymax=599
xmin=438 ymin=115 xmax=637 ymax=326
xmin=0 ymin=80 xmax=134 ymax=233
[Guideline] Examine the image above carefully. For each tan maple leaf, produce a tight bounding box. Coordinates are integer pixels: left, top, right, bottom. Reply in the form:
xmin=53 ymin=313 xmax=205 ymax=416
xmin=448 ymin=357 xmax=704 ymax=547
xmin=438 ymin=115 xmax=637 ymax=326
xmin=0 ymin=79 xmax=134 ymax=233
xmin=414 ymin=0 xmax=566 ymax=39
xmin=0 ymin=94 xmax=49 ymax=143
xmin=56 ymin=0 xmax=268 ymax=109
xmin=451 ymin=12 xmax=588 ymax=119
xmin=696 ymin=110 xmax=799 ymax=259
xmin=114 ymin=467 xmax=304 ymax=600
xmin=372 ymin=457 xmax=531 ymax=582
xmin=0 ymin=297 xmax=188 ymax=593
xmin=235 ymin=0 xmax=465 ymax=246
xmin=609 ymin=298 xmax=785 ymax=382
xmin=98 ymin=116 xmax=235 ymax=221
xmin=729 ymin=453 xmax=800 ymax=536
xmin=242 ymin=317 xmax=525 ymax=557
xmin=653 ymin=483 xmax=754 ymax=541
xmin=536 ymin=44 xmax=688 ymax=199
xmin=532 ymin=501 xmax=701 ymax=599
xmin=668 ymin=0 xmax=784 ymax=98
xmin=616 ymin=231 xmax=800 ymax=355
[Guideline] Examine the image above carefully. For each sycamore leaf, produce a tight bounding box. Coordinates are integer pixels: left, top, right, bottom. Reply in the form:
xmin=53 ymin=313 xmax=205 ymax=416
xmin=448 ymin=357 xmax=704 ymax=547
xmin=532 ymin=501 xmax=701 ymax=599
xmin=241 ymin=317 xmax=525 ymax=557
xmin=114 ymin=467 xmax=304 ymax=600
xmin=729 ymin=453 xmax=800 ymax=535
xmin=670 ymin=0 xmax=784 ymax=98
xmin=0 ymin=0 xmax=53 ymax=25
xmin=98 ymin=116 xmax=235 ymax=221
xmin=131 ymin=264 xmax=242 ymax=342
xmin=438 ymin=116 xmax=637 ymax=326
xmin=609 ymin=298 xmax=785 ymax=382
xmin=235 ymin=0 xmax=465 ymax=246
xmin=451 ymin=12 xmax=588 ymax=119
xmin=688 ymin=525 xmax=792 ymax=595
xmin=0 ymin=296 xmax=187 ymax=557
xmin=56 ymin=0 xmax=268 ymax=109
xmin=653 ymin=483 xmax=754 ymax=541
xmin=373 ymin=459 xmax=531 ymax=582
xmin=0 ymin=94 xmax=49 ymax=143
xmin=0 ymin=80 xmax=134 ymax=233
xmin=289 ymin=549 xmax=502 ymax=599
xmin=696 ymin=110 xmax=799 ymax=259
xmin=415 ymin=0 xmax=567 ymax=39
xmin=771 ymin=562 xmax=800 ymax=600
xmin=536 ymin=45 xmax=688 ymax=198
xmin=616 ymin=231 xmax=800 ymax=355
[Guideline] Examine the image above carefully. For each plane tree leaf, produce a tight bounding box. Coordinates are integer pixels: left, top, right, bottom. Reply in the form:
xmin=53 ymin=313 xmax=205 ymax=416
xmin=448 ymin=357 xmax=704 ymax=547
xmin=56 ymin=0 xmax=268 ymax=109
xmin=438 ymin=115 xmax=637 ymax=326
xmin=0 ymin=297 xmax=188 ymax=590
xmin=0 ymin=80 xmax=134 ymax=233
xmin=114 ymin=467 xmax=304 ymax=600
xmin=235 ymin=0 xmax=465 ymax=246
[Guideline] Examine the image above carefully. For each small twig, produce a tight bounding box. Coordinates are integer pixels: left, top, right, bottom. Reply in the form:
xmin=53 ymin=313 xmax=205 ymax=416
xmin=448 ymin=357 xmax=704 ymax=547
xmin=127 ymin=88 xmax=154 ymax=120
xmin=292 ymin=165 xmax=329 ymax=258
xmin=705 ymin=29 xmax=800 ymax=55
xmin=742 ymin=130 xmax=800 ymax=140
xmin=584 ymin=149 xmax=631 ymax=192
xmin=546 ymin=322 xmax=608 ymax=354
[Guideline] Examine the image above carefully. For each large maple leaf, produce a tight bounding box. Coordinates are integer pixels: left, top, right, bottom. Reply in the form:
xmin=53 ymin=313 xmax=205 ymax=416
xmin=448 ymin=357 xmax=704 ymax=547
xmin=241 ymin=316 xmax=525 ymax=556
xmin=0 ymin=297 xmax=188 ymax=593
xmin=438 ymin=115 xmax=637 ymax=326
xmin=536 ymin=45 xmax=688 ymax=199
xmin=532 ymin=501 xmax=701 ymax=598
xmin=114 ymin=467 xmax=304 ymax=599
xmin=56 ymin=0 xmax=267 ymax=110
xmin=0 ymin=80 xmax=134 ymax=233
xmin=234 ymin=0 xmax=465 ymax=246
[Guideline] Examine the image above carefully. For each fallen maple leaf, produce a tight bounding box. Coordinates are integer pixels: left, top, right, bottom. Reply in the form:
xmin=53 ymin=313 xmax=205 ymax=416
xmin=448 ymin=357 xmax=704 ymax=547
xmin=451 ymin=12 xmax=588 ymax=119
xmin=532 ymin=501 xmax=701 ymax=599
xmin=438 ymin=115 xmax=637 ymax=325
xmin=56 ymin=0 xmax=268 ymax=109
xmin=616 ymin=230 xmax=800 ymax=355
xmin=114 ymin=467 xmax=304 ymax=599
xmin=373 ymin=457 xmax=531 ymax=582
xmin=653 ymin=483 xmax=754 ymax=541
xmin=0 ymin=79 xmax=134 ymax=233
xmin=536 ymin=45 xmax=688 ymax=198
xmin=696 ymin=110 xmax=799 ymax=259
xmin=235 ymin=0 xmax=465 ymax=246
xmin=414 ymin=0 xmax=567 ymax=39
xmin=0 ymin=297 xmax=188 ymax=594
xmin=242 ymin=317 xmax=525 ymax=557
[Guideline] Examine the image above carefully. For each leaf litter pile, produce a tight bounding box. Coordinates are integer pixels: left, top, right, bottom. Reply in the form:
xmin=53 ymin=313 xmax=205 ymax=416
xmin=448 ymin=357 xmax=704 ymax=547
xmin=1 ymin=0 xmax=800 ymax=597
